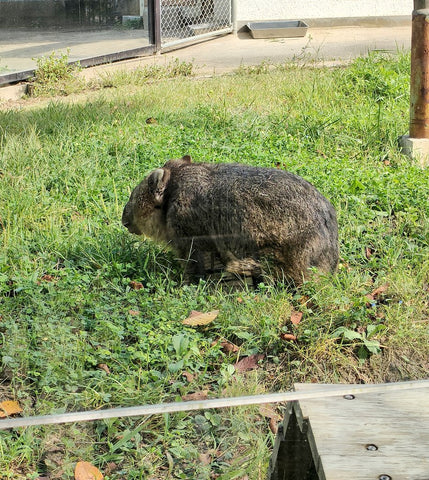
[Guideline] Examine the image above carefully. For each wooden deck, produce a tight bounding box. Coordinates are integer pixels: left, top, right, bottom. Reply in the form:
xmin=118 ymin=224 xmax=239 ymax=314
xmin=268 ymin=382 xmax=429 ymax=480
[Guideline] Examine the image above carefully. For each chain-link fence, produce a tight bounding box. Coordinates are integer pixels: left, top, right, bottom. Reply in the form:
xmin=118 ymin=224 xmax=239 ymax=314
xmin=160 ymin=0 xmax=231 ymax=47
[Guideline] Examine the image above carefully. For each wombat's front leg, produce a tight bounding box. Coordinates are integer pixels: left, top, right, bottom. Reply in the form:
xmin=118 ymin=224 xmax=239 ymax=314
xmin=177 ymin=243 xmax=207 ymax=283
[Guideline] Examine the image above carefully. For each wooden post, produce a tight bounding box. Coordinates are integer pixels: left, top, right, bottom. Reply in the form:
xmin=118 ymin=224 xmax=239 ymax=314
xmin=410 ymin=0 xmax=429 ymax=138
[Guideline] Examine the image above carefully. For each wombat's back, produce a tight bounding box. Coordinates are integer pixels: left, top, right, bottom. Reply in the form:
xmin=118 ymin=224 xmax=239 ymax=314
xmin=163 ymin=161 xmax=339 ymax=281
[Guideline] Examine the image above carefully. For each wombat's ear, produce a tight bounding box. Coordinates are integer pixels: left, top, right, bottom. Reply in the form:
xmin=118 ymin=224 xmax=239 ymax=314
xmin=148 ymin=168 xmax=170 ymax=205
xmin=181 ymin=155 xmax=192 ymax=163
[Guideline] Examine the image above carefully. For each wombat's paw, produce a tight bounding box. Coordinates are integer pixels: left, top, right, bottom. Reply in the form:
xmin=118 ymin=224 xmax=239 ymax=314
xmin=225 ymin=258 xmax=261 ymax=276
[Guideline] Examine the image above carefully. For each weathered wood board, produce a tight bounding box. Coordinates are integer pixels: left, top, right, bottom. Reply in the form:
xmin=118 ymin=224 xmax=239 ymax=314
xmin=269 ymin=382 xmax=429 ymax=480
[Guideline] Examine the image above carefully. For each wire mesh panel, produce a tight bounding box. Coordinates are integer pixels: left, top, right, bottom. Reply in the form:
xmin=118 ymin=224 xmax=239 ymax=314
xmin=160 ymin=0 xmax=231 ymax=47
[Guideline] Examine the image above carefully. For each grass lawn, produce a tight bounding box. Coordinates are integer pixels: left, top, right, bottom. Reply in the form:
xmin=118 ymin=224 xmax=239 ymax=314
xmin=0 ymin=51 xmax=428 ymax=479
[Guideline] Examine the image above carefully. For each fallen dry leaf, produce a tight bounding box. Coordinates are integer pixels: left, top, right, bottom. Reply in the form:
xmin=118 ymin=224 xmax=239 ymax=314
xmin=97 ymin=364 xmax=111 ymax=374
xmin=0 ymin=400 xmax=23 ymax=418
xmin=367 ymin=283 xmax=389 ymax=302
xmin=74 ymin=461 xmax=103 ymax=480
xmin=258 ymin=404 xmax=282 ymax=421
xmin=290 ymin=310 xmax=303 ymax=325
xmin=269 ymin=417 xmax=279 ymax=434
xmin=220 ymin=340 xmax=240 ymax=354
xmin=104 ymin=463 xmax=118 ymax=476
xmin=371 ymin=283 xmax=389 ymax=297
xmin=234 ymin=353 xmax=265 ymax=372
xmin=128 ymin=310 xmax=140 ymax=316
xmin=129 ymin=280 xmax=144 ymax=290
xmin=182 ymin=371 xmax=195 ymax=383
xmin=182 ymin=390 xmax=209 ymax=402
xmin=198 ymin=452 xmax=212 ymax=465
xmin=182 ymin=310 xmax=219 ymax=326
xmin=280 ymin=333 xmax=297 ymax=342
xmin=258 ymin=404 xmax=281 ymax=434
xmin=40 ymin=274 xmax=56 ymax=282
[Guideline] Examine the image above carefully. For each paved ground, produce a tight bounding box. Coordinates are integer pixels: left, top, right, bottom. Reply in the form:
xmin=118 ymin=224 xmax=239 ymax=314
xmin=0 ymin=24 xmax=412 ymax=100
xmin=82 ymin=25 xmax=412 ymax=80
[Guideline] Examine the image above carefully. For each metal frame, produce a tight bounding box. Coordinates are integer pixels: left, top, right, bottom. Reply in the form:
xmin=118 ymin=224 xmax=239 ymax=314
xmin=0 ymin=0 xmax=232 ymax=87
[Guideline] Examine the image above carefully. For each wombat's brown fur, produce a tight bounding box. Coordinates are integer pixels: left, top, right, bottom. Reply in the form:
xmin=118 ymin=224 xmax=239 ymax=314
xmin=122 ymin=156 xmax=339 ymax=285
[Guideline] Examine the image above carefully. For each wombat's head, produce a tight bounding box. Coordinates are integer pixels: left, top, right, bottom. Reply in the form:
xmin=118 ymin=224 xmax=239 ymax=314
xmin=121 ymin=156 xmax=192 ymax=238
xmin=122 ymin=168 xmax=171 ymax=236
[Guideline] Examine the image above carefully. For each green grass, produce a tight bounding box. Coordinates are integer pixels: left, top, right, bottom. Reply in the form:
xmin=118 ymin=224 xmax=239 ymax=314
xmin=1 ymin=51 xmax=428 ymax=479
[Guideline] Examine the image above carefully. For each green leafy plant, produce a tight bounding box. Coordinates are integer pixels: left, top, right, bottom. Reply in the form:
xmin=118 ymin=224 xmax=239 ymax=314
xmin=29 ymin=49 xmax=82 ymax=96
xmin=331 ymin=324 xmax=386 ymax=361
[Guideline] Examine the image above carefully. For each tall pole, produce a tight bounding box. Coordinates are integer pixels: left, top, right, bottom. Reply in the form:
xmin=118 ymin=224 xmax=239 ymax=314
xmin=409 ymin=0 xmax=429 ymax=138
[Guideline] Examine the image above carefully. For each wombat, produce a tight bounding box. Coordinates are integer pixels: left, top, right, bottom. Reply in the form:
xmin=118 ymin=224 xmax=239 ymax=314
xmin=122 ymin=156 xmax=339 ymax=285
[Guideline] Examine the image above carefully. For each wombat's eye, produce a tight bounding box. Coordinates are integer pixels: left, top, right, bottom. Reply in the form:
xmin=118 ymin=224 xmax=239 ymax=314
xmin=154 ymin=205 xmax=161 ymax=210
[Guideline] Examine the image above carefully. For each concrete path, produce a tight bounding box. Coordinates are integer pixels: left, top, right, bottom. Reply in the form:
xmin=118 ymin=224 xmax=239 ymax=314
xmin=82 ymin=25 xmax=412 ymax=80
xmin=0 ymin=24 xmax=412 ymax=100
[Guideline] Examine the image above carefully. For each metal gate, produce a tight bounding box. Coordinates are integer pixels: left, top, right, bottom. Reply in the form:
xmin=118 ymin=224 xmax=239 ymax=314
xmin=160 ymin=0 xmax=232 ymax=48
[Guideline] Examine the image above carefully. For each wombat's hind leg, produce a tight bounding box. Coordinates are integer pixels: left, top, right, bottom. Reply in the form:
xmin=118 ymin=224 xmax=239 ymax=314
xmin=225 ymin=257 xmax=263 ymax=287
xmin=225 ymin=257 xmax=262 ymax=276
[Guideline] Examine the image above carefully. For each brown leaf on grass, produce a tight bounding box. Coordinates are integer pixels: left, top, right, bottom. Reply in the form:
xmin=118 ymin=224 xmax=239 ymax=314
xmin=182 ymin=371 xmax=195 ymax=383
xmin=234 ymin=353 xmax=265 ymax=372
xmin=198 ymin=452 xmax=212 ymax=465
xmin=365 ymin=246 xmax=374 ymax=259
xmin=372 ymin=283 xmax=389 ymax=297
xmin=290 ymin=310 xmax=303 ymax=325
xmin=145 ymin=117 xmax=158 ymax=124
xmin=182 ymin=310 xmax=219 ymax=326
xmin=182 ymin=390 xmax=209 ymax=402
xmin=40 ymin=274 xmax=57 ymax=282
xmin=74 ymin=461 xmax=103 ymax=480
xmin=269 ymin=417 xmax=279 ymax=434
xmin=128 ymin=310 xmax=140 ymax=316
xmin=367 ymin=283 xmax=389 ymax=301
xmin=260 ymin=408 xmax=281 ymax=433
xmin=97 ymin=364 xmax=111 ymax=374
xmin=258 ymin=404 xmax=282 ymax=422
xmin=0 ymin=400 xmax=23 ymax=418
xmin=220 ymin=340 xmax=240 ymax=354
xmin=104 ymin=463 xmax=118 ymax=476
xmin=280 ymin=333 xmax=297 ymax=342
xmin=129 ymin=280 xmax=144 ymax=290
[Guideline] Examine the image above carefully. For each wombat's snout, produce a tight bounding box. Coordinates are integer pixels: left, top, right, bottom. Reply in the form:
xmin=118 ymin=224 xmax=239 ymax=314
xmin=121 ymin=207 xmax=140 ymax=235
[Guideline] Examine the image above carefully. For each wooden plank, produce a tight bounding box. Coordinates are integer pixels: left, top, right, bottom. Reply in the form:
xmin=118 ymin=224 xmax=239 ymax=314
xmin=321 ymin=456 xmax=429 ymax=480
xmin=292 ymin=382 xmax=429 ymax=480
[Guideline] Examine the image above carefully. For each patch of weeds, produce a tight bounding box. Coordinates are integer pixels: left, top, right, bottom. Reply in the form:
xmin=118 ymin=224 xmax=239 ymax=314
xmin=28 ymin=50 xmax=83 ymax=97
xmin=95 ymin=58 xmax=195 ymax=89
xmin=342 ymin=50 xmax=409 ymax=102
xmin=234 ymin=60 xmax=272 ymax=76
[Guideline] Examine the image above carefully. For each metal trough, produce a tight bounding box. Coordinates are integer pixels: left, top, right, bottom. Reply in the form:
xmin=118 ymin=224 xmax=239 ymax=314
xmin=247 ymin=20 xmax=308 ymax=39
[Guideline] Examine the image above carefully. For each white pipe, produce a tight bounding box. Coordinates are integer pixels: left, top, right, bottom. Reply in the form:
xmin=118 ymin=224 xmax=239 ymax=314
xmin=1 ymin=380 xmax=428 ymax=430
